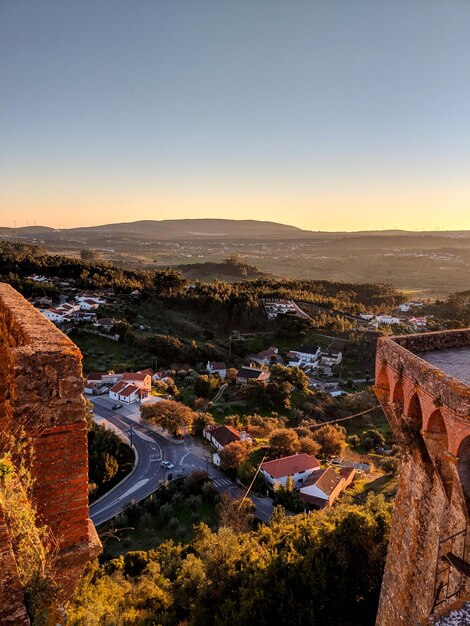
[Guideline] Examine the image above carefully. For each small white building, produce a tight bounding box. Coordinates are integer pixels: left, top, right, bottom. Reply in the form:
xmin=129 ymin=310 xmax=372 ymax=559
xmin=206 ymin=361 xmax=227 ymax=379
xmin=376 ymin=315 xmax=402 ymax=325
xmin=42 ymin=308 xmax=67 ymax=323
xmin=109 ymin=381 xmax=147 ymax=404
xmin=79 ymin=299 xmax=101 ymax=311
xmin=287 ymin=345 xmax=321 ymax=367
xmin=249 ymin=347 xmax=279 ymax=366
xmin=260 ymin=453 xmax=321 ymax=489
xmin=122 ymin=372 xmax=152 ymax=392
xmin=299 ymin=467 xmax=355 ymax=509
xmin=320 ymin=351 xmax=342 ymax=367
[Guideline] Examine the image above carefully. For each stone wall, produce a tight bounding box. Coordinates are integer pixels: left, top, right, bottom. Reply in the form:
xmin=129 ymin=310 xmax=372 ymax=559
xmin=375 ymin=333 xmax=470 ymax=625
xmin=0 ymin=283 xmax=100 ymax=622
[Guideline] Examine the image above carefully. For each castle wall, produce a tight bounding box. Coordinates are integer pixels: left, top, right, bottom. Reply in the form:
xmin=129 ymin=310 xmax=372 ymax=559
xmin=375 ymin=333 xmax=470 ymax=625
xmin=0 ymin=283 xmax=100 ymax=621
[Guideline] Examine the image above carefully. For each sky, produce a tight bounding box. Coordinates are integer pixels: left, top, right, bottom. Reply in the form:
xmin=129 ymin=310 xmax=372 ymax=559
xmin=1 ymin=0 xmax=470 ymax=231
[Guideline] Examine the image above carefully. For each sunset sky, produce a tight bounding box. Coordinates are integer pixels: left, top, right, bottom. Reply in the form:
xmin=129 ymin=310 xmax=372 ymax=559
xmin=1 ymin=0 xmax=470 ymax=231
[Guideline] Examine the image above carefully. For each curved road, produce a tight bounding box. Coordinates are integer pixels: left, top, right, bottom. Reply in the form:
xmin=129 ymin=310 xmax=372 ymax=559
xmin=89 ymin=396 xmax=275 ymax=526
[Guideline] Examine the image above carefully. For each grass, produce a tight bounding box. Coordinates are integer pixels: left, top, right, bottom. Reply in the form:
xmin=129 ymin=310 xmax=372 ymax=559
xmin=349 ymin=473 xmax=398 ymax=503
xmin=71 ymin=331 xmax=153 ymax=372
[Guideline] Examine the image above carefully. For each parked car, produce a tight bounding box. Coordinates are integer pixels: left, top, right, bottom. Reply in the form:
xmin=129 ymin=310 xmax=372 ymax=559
xmin=112 ymin=403 xmax=123 ymax=410
xmin=161 ymin=461 xmax=175 ymax=470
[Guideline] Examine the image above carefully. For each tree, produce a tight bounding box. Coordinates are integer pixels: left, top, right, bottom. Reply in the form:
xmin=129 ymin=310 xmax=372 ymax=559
xmin=219 ymin=441 xmax=251 ymax=471
xmin=269 ymin=428 xmax=300 ymax=458
xmin=141 ymin=400 xmax=195 ymax=436
xmin=270 ymin=364 xmax=309 ymax=391
xmin=215 ymin=492 xmax=255 ymax=533
xmin=361 ymin=429 xmax=385 ymax=451
xmin=192 ymin=412 xmax=215 ymax=437
xmin=79 ymin=248 xmax=99 ymax=262
xmin=310 ymin=424 xmax=347 ymax=458
xmin=194 ymin=374 xmax=220 ymax=399
xmin=299 ymin=436 xmax=321 ymax=456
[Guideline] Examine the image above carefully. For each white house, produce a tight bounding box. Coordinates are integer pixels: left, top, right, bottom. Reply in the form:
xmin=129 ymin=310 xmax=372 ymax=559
xmin=122 ymin=372 xmax=152 ymax=392
xmin=42 ymin=308 xmax=67 ymax=323
xmin=299 ymin=467 xmax=355 ymax=509
xmin=287 ymin=345 xmax=321 ymax=367
xmin=109 ymin=381 xmax=147 ymax=404
xmin=249 ymin=347 xmax=279 ymax=366
xmin=206 ymin=361 xmax=227 ymax=379
xmin=203 ymin=424 xmax=251 ymax=451
xmin=260 ymin=453 xmax=321 ymax=489
xmin=320 ymin=351 xmax=342 ymax=367
xmin=376 ymin=315 xmax=402 ymax=325
xmin=79 ymin=299 xmax=101 ymax=311
xmin=409 ymin=316 xmax=428 ymax=330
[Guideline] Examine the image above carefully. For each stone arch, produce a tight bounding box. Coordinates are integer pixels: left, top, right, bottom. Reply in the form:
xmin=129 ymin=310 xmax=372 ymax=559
xmin=392 ymin=378 xmax=404 ymax=406
xmin=406 ymin=392 xmax=424 ymax=431
xmin=376 ymin=366 xmax=390 ymax=391
xmin=425 ymin=409 xmax=453 ymax=499
xmin=457 ymin=436 xmax=470 ymax=515
xmin=426 ymin=408 xmax=447 ymax=434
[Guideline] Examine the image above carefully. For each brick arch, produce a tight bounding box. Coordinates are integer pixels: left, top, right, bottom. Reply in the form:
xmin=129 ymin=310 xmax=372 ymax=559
xmin=376 ymin=365 xmax=390 ymax=391
xmin=425 ymin=408 xmax=448 ymax=434
xmin=392 ymin=378 xmax=405 ymax=405
xmin=406 ymin=391 xmax=424 ymax=426
xmin=424 ymin=409 xmax=453 ymax=499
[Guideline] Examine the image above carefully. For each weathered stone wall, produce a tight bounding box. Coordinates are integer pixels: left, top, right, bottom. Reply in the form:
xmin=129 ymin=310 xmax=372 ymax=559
xmin=0 ymin=283 xmax=100 ymax=622
xmin=375 ymin=333 xmax=470 ymax=626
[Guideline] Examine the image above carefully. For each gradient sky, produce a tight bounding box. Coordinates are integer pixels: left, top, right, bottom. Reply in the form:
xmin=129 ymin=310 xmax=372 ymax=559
xmin=1 ymin=0 xmax=470 ymax=231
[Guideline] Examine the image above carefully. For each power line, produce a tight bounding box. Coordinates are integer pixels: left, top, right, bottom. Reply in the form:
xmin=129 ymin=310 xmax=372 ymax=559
xmin=310 ymin=405 xmax=380 ymax=428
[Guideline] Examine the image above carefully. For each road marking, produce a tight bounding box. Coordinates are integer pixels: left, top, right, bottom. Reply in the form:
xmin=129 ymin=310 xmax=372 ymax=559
xmin=180 ymin=452 xmax=190 ymax=466
xmin=118 ymin=478 xmax=150 ymax=500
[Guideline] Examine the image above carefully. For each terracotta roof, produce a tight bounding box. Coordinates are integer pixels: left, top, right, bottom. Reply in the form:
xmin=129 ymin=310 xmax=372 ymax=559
xmin=88 ymin=372 xmax=103 ymax=381
xmin=302 ymin=468 xmax=341 ymax=496
xmin=339 ymin=467 xmax=355 ymax=481
xmin=109 ymin=380 xmax=128 ymax=394
xmin=207 ymin=424 xmax=241 ymax=447
xmin=119 ymin=384 xmax=140 ymax=398
xmin=138 ymin=368 xmax=154 ymax=376
xmin=123 ymin=372 xmax=149 ymax=381
xmin=253 ymin=347 xmax=278 ymax=359
xmin=261 ymin=453 xmax=320 ymax=479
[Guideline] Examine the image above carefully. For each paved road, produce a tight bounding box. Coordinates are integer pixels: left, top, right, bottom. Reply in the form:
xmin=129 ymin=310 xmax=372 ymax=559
xmin=89 ymin=396 xmax=274 ymax=525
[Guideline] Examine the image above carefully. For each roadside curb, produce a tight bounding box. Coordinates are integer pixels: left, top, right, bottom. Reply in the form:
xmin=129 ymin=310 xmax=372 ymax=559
xmin=89 ymin=415 xmax=140 ymax=511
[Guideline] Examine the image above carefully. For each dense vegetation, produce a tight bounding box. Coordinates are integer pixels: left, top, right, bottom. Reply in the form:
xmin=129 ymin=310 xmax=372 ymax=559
xmin=69 ymin=494 xmax=391 ymax=626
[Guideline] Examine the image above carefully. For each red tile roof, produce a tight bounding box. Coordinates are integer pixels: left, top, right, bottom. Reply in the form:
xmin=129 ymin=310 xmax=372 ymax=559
xmin=302 ymin=468 xmax=340 ymax=496
xmin=109 ymin=380 xmax=128 ymax=394
xmin=88 ymin=373 xmax=103 ymax=381
xmin=123 ymin=372 xmax=149 ymax=381
xmin=206 ymin=424 xmax=241 ymax=447
xmin=119 ymin=384 xmax=140 ymax=398
xmin=261 ymin=453 xmax=320 ymax=478
xmin=138 ymin=368 xmax=154 ymax=376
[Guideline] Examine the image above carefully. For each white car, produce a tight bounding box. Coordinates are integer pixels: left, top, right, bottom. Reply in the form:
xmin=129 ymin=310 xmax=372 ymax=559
xmin=161 ymin=461 xmax=175 ymax=470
